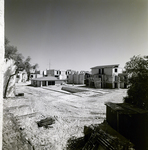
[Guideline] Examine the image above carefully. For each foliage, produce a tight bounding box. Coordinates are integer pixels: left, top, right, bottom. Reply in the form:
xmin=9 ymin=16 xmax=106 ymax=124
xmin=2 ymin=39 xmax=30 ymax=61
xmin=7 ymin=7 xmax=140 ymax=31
xmin=5 ymin=38 xmax=24 ymax=71
xmin=24 ymin=56 xmax=39 ymax=80
xmin=124 ymin=55 xmax=148 ymax=110
xmin=5 ymin=38 xmax=39 ymax=78
xmin=32 ymin=63 xmax=39 ymax=70
xmin=4 ymin=38 xmax=39 ymax=97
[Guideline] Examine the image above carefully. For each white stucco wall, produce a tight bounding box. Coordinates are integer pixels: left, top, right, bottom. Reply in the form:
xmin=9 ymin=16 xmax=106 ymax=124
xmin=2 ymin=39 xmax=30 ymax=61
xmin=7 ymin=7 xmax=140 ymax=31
xmin=47 ymin=70 xmax=61 ymax=77
xmin=43 ymin=70 xmax=47 ymax=76
xmin=112 ymin=67 xmax=122 ymax=75
xmin=79 ymin=74 xmax=84 ymax=84
xmin=104 ymin=68 xmax=113 ymax=76
xmin=67 ymin=74 xmax=74 ymax=84
xmin=73 ymin=73 xmax=79 ymax=84
xmin=16 ymin=71 xmax=27 ymax=83
xmin=92 ymin=67 xmax=122 ymax=76
xmin=54 ymin=70 xmax=60 ymax=76
xmin=47 ymin=70 xmax=53 ymax=76
xmin=59 ymin=71 xmax=67 ymax=80
xmin=92 ymin=67 xmax=113 ymax=76
xmin=91 ymin=68 xmax=99 ymax=75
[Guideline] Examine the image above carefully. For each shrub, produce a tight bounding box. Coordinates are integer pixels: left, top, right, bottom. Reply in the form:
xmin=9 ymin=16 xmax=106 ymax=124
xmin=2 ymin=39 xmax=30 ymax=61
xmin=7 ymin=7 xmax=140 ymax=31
xmin=124 ymin=55 xmax=148 ymax=110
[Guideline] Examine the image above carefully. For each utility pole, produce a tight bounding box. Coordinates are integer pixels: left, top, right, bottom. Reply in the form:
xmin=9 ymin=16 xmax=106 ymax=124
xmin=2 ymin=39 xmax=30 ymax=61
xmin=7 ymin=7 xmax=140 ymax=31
xmin=49 ymin=59 xmax=50 ymax=70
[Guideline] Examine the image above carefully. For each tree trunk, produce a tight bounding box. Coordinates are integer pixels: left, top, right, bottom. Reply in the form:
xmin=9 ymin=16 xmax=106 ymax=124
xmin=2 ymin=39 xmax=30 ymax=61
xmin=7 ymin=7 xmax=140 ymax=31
xmin=27 ymin=72 xmax=30 ymax=81
xmin=4 ymin=69 xmax=18 ymax=98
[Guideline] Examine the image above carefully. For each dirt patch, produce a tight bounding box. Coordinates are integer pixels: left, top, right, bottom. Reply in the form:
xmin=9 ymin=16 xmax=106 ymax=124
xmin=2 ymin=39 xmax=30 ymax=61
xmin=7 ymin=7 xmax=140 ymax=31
xmin=3 ymin=83 xmax=127 ymax=149
xmin=3 ymin=110 xmax=34 ymax=150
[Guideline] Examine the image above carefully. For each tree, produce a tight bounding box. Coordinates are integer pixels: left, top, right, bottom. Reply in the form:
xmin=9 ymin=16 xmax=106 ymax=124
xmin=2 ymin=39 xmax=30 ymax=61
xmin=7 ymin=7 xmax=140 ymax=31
xmin=4 ymin=38 xmax=39 ymax=98
xmin=32 ymin=63 xmax=39 ymax=70
xmin=32 ymin=63 xmax=39 ymax=77
xmin=23 ymin=56 xmax=39 ymax=81
xmin=24 ymin=56 xmax=32 ymax=81
xmin=4 ymin=38 xmax=24 ymax=98
xmin=5 ymin=38 xmax=24 ymax=67
xmin=124 ymin=55 xmax=148 ymax=110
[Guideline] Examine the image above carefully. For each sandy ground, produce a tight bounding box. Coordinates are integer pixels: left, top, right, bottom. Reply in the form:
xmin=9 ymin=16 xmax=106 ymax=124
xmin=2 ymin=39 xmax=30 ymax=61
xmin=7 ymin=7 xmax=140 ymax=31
xmin=3 ymin=82 xmax=127 ymax=150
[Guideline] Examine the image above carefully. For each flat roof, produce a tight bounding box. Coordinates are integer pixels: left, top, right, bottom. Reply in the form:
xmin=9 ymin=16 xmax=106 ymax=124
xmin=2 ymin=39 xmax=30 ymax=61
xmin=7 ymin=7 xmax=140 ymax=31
xmin=105 ymin=102 xmax=148 ymax=114
xmin=91 ymin=64 xmax=119 ymax=69
xmin=31 ymin=76 xmax=66 ymax=81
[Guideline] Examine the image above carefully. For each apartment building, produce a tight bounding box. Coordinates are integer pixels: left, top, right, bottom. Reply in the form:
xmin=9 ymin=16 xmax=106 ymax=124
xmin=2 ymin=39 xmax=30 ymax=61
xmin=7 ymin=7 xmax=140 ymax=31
xmin=47 ymin=69 xmax=61 ymax=78
xmin=87 ymin=64 xmax=126 ymax=89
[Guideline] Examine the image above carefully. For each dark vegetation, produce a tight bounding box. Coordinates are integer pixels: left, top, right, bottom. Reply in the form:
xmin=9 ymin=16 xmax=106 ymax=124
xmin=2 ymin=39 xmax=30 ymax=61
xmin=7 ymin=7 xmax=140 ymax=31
xmin=124 ymin=55 xmax=148 ymax=110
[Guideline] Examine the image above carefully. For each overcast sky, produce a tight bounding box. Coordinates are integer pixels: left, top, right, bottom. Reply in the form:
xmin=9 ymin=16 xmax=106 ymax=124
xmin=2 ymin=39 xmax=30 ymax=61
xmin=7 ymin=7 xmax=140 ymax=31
xmin=5 ymin=0 xmax=148 ymax=71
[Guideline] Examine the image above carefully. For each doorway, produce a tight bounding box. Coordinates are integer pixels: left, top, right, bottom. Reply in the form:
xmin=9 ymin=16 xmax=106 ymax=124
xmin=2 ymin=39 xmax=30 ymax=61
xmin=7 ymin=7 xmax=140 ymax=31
xmin=48 ymin=81 xmax=55 ymax=85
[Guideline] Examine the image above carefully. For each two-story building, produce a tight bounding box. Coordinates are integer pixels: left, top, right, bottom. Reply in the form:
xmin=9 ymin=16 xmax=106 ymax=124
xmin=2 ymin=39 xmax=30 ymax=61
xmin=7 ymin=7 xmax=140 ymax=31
xmin=47 ymin=69 xmax=61 ymax=78
xmin=30 ymin=70 xmax=43 ymax=79
xmin=87 ymin=64 xmax=124 ymax=88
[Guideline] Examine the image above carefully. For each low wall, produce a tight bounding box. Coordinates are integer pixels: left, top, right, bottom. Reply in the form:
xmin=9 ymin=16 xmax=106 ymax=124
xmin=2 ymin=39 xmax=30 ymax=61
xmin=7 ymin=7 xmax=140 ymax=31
xmin=62 ymin=86 xmax=88 ymax=93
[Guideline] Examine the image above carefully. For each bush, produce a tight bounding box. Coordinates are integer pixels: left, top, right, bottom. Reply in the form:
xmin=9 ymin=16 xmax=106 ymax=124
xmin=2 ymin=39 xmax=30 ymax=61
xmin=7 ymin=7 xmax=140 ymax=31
xmin=124 ymin=55 xmax=148 ymax=110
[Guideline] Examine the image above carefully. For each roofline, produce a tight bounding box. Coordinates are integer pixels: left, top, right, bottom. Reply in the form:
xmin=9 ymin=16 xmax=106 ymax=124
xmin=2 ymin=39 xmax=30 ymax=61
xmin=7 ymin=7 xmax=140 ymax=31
xmin=90 ymin=64 xmax=119 ymax=69
xmin=31 ymin=78 xmax=67 ymax=81
xmin=31 ymin=77 xmax=66 ymax=81
xmin=46 ymin=69 xmax=61 ymax=71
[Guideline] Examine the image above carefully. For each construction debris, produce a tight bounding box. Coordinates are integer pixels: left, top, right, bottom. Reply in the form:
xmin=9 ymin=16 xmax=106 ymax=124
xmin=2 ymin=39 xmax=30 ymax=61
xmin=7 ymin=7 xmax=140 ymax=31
xmin=67 ymin=121 xmax=134 ymax=150
xmin=16 ymin=93 xmax=24 ymax=96
xmin=62 ymin=86 xmax=88 ymax=93
xmin=37 ymin=117 xmax=55 ymax=128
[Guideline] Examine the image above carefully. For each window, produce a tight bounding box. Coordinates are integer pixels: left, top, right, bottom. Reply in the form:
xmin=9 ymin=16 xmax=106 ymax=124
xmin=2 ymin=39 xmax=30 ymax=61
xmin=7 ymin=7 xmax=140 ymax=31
xmin=115 ymin=68 xmax=118 ymax=72
xmin=99 ymin=69 xmax=101 ymax=74
xmin=102 ymin=68 xmax=104 ymax=74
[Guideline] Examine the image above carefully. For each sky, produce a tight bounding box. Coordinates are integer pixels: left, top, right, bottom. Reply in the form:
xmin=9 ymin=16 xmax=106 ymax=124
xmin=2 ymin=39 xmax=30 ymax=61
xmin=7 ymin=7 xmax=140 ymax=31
xmin=5 ymin=0 xmax=148 ymax=71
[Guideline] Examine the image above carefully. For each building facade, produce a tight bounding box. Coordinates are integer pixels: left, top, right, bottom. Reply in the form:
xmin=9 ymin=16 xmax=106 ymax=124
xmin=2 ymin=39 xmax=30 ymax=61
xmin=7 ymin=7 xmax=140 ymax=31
xmin=46 ymin=69 xmax=68 ymax=80
xmin=67 ymin=71 xmax=91 ymax=85
xmin=31 ymin=76 xmax=66 ymax=87
xmin=118 ymin=73 xmax=128 ymax=88
xmin=16 ymin=70 xmax=27 ymax=83
xmin=86 ymin=64 xmax=127 ymax=89
xmin=47 ymin=69 xmax=61 ymax=78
